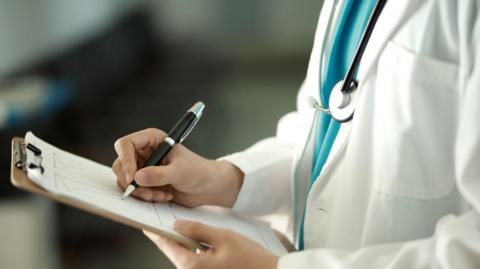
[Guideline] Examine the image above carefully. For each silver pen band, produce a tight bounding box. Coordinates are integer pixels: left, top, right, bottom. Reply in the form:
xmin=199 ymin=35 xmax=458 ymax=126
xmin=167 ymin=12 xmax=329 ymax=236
xmin=164 ymin=136 xmax=175 ymax=146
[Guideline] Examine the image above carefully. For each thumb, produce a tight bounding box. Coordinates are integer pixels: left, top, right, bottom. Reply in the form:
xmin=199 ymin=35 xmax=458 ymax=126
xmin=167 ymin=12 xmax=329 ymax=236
xmin=174 ymin=220 xmax=223 ymax=245
xmin=135 ymin=165 xmax=176 ymax=187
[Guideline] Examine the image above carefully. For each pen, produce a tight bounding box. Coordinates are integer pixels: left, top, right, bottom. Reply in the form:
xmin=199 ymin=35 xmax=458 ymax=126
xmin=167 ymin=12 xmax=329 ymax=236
xmin=122 ymin=101 xmax=205 ymax=199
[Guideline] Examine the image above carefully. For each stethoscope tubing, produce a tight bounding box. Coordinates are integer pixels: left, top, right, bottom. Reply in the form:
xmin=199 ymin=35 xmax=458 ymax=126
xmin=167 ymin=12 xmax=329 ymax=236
xmin=340 ymin=0 xmax=388 ymax=93
xmin=315 ymin=0 xmax=388 ymax=122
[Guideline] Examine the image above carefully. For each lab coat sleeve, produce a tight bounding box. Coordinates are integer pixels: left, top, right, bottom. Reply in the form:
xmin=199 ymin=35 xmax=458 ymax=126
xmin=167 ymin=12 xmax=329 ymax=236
xmin=280 ymin=7 xmax=480 ymax=268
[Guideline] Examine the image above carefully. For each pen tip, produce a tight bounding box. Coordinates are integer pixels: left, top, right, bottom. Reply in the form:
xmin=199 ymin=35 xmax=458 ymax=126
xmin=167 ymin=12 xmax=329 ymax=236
xmin=122 ymin=185 xmax=136 ymax=199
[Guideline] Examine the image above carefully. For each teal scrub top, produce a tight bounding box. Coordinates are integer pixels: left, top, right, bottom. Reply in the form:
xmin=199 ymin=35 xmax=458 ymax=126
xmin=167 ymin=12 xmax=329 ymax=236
xmin=299 ymin=0 xmax=377 ymax=250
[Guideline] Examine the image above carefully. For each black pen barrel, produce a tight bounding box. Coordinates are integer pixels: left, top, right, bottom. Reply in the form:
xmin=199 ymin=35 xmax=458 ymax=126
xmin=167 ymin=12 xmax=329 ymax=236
xmin=144 ymin=143 xmax=172 ymax=166
xmin=167 ymin=112 xmax=197 ymax=142
xmin=143 ymin=111 xmax=196 ymax=167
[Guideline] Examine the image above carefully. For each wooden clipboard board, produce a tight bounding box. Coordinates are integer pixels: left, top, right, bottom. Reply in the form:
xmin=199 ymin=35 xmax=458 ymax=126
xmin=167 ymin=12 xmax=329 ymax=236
xmin=10 ymin=137 xmax=204 ymax=250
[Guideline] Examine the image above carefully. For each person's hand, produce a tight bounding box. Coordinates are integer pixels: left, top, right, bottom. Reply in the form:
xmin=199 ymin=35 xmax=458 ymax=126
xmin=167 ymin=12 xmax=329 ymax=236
xmin=144 ymin=220 xmax=278 ymax=269
xmin=112 ymin=128 xmax=244 ymax=208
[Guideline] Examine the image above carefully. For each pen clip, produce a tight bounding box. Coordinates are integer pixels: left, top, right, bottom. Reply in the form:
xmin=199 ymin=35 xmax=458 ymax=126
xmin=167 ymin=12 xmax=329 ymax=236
xmin=179 ymin=112 xmax=202 ymax=144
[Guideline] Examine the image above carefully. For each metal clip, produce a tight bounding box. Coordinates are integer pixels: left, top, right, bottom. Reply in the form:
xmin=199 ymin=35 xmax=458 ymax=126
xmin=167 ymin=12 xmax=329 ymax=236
xmin=14 ymin=142 xmax=27 ymax=171
xmin=14 ymin=142 xmax=45 ymax=174
xmin=180 ymin=102 xmax=205 ymax=143
xmin=26 ymin=143 xmax=44 ymax=174
xmin=27 ymin=143 xmax=42 ymax=156
xmin=180 ymin=114 xmax=201 ymax=144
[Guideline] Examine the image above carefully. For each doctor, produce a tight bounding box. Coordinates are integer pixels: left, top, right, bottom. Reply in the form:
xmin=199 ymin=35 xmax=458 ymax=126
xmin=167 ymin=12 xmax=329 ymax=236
xmin=113 ymin=0 xmax=480 ymax=268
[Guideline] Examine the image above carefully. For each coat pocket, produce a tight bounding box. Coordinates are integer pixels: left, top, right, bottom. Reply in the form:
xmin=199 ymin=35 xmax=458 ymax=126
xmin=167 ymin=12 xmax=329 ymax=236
xmin=372 ymin=41 xmax=459 ymax=199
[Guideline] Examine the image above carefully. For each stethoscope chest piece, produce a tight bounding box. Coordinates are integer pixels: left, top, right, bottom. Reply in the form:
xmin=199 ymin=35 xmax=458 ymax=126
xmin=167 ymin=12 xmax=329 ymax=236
xmin=318 ymin=0 xmax=387 ymax=123
xmin=329 ymin=80 xmax=358 ymax=123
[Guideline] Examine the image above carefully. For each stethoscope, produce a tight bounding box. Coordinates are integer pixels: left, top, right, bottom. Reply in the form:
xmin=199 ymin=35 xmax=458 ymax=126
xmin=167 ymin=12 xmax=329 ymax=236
xmin=311 ymin=0 xmax=387 ymax=123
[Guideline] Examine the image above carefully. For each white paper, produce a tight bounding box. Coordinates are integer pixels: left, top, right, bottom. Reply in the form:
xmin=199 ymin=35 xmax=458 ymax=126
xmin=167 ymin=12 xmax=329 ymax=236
xmin=24 ymin=132 xmax=286 ymax=255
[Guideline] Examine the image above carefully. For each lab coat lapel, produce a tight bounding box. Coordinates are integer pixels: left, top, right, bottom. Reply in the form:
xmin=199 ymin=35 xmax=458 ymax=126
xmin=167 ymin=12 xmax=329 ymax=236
xmin=291 ymin=0 xmax=339 ymax=246
xmin=310 ymin=1 xmax=421 ymax=193
xmin=294 ymin=0 xmax=424 ymax=246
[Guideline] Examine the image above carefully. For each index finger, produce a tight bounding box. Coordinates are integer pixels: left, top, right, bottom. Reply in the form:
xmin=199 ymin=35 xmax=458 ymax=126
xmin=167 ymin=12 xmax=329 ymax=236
xmin=114 ymin=128 xmax=166 ymax=183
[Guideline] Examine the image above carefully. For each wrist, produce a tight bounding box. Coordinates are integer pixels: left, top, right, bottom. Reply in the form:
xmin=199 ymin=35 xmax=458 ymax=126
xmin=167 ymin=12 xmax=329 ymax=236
xmin=209 ymin=160 xmax=244 ymax=208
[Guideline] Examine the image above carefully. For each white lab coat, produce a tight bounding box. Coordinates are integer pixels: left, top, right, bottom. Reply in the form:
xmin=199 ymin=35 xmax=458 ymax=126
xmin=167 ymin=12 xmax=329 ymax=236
xmin=222 ymin=0 xmax=480 ymax=268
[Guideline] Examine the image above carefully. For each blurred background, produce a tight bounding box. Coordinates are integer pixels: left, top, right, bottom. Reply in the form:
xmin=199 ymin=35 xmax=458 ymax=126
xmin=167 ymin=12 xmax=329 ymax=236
xmin=0 ymin=0 xmax=323 ymax=268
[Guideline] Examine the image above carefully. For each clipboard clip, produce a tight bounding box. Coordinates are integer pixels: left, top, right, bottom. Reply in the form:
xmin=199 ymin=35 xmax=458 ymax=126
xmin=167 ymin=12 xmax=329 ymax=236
xmin=14 ymin=142 xmax=44 ymax=174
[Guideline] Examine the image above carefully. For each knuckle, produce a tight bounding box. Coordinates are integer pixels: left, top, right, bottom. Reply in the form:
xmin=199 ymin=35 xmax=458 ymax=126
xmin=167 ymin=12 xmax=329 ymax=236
xmin=145 ymin=127 xmax=158 ymax=133
xmin=116 ymin=178 xmax=127 ymax=189
xmin=114 ymin=138 xmax=127 ymax=150
xmin=177 ymin=221 xmax=192 ymax=233
xmin=112 ymin=159 xmax=121 ymax=170
xmin=147 ymin=127 xmax=166 ymax=137
xmin=186 ymin=223 xmax=200 ymax=234
xmin=112 ymin=161 xmax=118 ymax=172
xmin=112 ymin=169 xmax=120 ymax=178
xmin=113 ymin=169 xmax=122 ymax=180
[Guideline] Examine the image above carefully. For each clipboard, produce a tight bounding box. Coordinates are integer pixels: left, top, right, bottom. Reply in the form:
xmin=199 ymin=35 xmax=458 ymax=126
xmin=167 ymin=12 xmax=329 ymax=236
xmin=10 ymin=137 xmax=204 ymax=250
